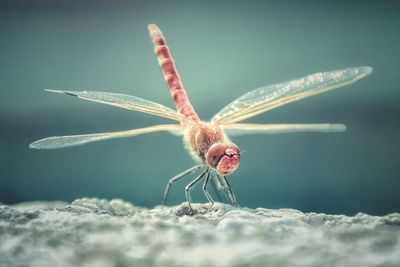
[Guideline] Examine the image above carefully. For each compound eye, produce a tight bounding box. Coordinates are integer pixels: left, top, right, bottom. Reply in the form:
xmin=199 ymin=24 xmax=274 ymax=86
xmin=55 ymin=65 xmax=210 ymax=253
xmin=206 ymin=143 xmax=228 ymax=168
xmin=226 ymin=144 xmax=240 ymax=157
xmin=216 ymin=143 xmax=240 ymax=175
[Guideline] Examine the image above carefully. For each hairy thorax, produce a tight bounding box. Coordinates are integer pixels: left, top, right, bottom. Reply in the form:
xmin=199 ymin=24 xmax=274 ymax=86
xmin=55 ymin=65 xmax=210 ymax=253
xmin=183 ymin=122 xmax=229 ymax=163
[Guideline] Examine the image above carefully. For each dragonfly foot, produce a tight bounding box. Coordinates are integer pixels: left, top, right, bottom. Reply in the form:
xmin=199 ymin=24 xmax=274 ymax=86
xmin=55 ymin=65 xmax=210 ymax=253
xmin=175 ymin=203 xmax=198 ymax=216
xmin=206 ymin=202 xmax=215 ymax=212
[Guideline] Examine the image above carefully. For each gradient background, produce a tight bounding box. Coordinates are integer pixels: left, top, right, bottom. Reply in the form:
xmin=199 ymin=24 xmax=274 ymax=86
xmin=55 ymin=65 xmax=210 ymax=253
xmin=0 ymin=0 xmax=399 ymax=215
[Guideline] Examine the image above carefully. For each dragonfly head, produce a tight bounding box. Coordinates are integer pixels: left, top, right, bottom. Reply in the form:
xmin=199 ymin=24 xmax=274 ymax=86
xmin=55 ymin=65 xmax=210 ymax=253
xmin=206 ymin=143 xmax=240 ymax=176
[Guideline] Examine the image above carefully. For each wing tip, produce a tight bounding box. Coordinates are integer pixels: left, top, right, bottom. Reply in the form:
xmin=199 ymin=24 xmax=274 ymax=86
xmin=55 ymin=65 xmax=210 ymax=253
xmin=29 ymin=141 xmax=42 ymax=150
xmin=29 ymin=137 xmax=64 ymax=150
xmin=330 ymin=123 xmax=347 ymax=132
xmin=356 ymin=66 xmax=373 ymax=79
xmin=336 ymin=124 xmax=347 ymax=132
xmin=45 ymin=88 xmax=77 ymax=97
xmin=45 ymin=88 xmax=61 ymax=93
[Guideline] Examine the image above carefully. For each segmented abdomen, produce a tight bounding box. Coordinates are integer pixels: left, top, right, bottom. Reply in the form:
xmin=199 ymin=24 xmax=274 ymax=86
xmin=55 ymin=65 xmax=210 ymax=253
xmin=148 ymin=24 xmax=200 ymax=123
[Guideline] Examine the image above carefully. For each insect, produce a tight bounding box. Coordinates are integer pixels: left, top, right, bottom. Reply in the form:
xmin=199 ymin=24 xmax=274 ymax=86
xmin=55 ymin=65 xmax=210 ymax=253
xmin=30 ymin=24 xmax=372 ymax=211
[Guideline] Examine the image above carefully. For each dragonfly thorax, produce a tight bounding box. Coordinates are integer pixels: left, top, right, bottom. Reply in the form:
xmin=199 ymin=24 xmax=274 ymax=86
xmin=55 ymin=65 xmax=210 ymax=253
xmin=183 ymin=122 xmax=240 ymax=175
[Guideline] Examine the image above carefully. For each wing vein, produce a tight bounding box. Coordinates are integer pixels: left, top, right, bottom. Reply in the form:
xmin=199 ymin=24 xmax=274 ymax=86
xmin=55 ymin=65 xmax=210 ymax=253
xmin=46 ymin=89 xmax=187 ymax=122
xmin=212 ymin=66 xmax=372 ymax=124
xmin=222 ymin=123 xmax=347 ymax=136
xmin=30 ymin=124 xmax=183 ymax=149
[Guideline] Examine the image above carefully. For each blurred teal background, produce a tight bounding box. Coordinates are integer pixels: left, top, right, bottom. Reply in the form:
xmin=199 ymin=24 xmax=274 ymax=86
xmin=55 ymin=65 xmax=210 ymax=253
xmin=0 ymin=0 xmax=399 ymax=215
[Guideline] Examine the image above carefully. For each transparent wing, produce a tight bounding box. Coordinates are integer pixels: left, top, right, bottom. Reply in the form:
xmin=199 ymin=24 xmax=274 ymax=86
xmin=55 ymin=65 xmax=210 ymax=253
xmin=222 ymin=123 xmax=346 ymax=136
xmin=46 ymin=89 xmax=186 ymax=122
xmin=29 ymin=124 xmax=183 ymax=149
xmin=212 ymin=66 xmax=372 ymax=124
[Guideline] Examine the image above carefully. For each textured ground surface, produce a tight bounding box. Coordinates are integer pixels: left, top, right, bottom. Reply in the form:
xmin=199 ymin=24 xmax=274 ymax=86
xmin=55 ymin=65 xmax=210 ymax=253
xmin=0 ymin=198 xmax=399 ymax=267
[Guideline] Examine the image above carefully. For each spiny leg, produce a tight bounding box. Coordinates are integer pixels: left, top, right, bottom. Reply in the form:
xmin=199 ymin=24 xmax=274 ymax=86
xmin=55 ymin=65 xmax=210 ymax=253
xmin=210 ymin=175 xmax=223 ymax=202
xmin=214 ymin=173 xmax=232 ymax=204
xmin=162 ymin=165 xmax=202 ymax=205
xmin=185 ymin=168 xmax=209 ymax=210
xmin=221 ymin=174 xmax=239 ymax=207
xmin=202 ymin=171 xmax=214 ymax=210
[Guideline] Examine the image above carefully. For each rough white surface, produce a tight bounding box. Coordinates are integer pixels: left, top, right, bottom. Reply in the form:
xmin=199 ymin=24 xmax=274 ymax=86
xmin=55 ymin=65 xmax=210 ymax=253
xmin=0 ymin=198 xmax=399 ymax=267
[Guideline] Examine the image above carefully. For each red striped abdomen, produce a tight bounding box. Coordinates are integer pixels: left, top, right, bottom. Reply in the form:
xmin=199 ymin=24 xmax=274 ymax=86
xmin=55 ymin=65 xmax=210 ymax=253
xmin=148 ymin=24 xmax=200 ymax=123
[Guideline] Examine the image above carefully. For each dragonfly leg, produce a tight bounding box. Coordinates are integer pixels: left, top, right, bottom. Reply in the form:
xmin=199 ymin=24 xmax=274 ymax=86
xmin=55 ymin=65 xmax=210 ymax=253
xmin=210 ymin=177 xmax=223 ymax=202
xmin=185 ymin=168 xmax=209 ymax=210
xmin=221 ymin=175 xmax=239 ymax=207
xmin=202 ymin=171 xmax=214 ymax=210
xmin=162 ymin=165 xmax=202 ymax=205
xmin=214 ymin=174 xmax=231 ymax=203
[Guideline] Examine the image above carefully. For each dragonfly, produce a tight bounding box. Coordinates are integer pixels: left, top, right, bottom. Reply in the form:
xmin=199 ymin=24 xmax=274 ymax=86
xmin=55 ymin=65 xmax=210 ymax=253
xmin=30 ymin=24 xmax=372 ymax=211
